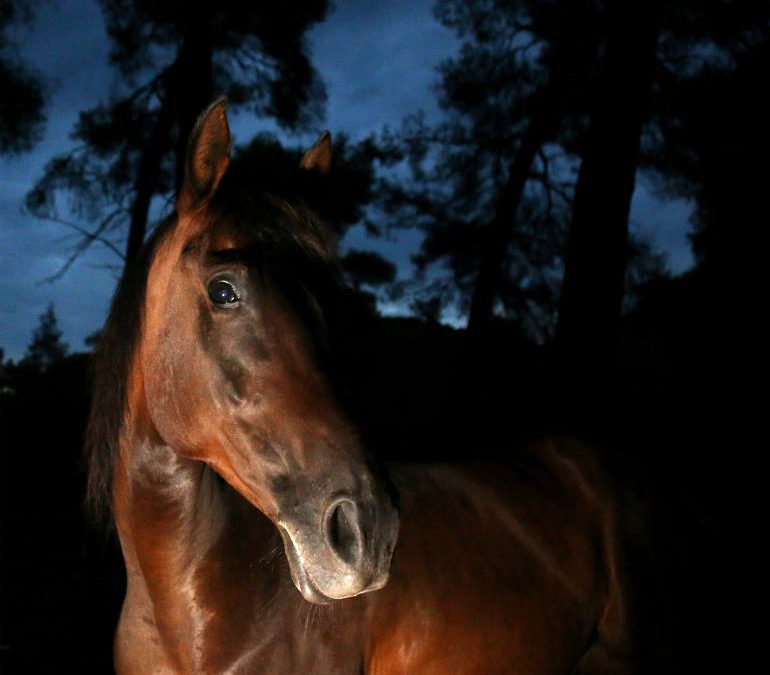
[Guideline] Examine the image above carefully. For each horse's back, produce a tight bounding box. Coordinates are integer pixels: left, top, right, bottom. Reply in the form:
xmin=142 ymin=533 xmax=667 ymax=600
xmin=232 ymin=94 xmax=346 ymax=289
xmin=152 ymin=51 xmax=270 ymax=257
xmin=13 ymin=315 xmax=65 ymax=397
xmin=365 ymin=437 xmax=636 ymax=675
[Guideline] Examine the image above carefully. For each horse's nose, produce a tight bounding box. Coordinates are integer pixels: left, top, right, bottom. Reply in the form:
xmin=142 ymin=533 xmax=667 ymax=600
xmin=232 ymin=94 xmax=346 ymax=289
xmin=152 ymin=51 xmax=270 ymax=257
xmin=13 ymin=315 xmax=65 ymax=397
xmin=279 ymin=487 xmax=398 ymax=603
xmin=324 ymin=498 xmax=366 ymax=566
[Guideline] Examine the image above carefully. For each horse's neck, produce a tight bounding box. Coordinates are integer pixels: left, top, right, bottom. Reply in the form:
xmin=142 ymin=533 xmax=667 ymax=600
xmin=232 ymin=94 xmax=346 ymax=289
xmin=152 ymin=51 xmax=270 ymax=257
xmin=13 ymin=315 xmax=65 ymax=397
xmin=114 ymin=433 xmax=220 ymax=583
xmin=114 ymin=433 xmax=291 ymax=671
xmin=115 ymin=428 xmax=282 ymax=575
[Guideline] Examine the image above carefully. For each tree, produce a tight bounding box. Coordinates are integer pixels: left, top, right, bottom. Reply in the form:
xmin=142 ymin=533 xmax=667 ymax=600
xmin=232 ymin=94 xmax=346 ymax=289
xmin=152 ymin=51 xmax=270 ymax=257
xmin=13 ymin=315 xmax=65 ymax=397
xmin=22 ymin=304 xmax=68 ymax=371
xmin=379 ymin=0 xmax=759 ymax=354
xmin=377 ymin=0 xmax=608 ymax=343
xmin=618 ymin=16 xmax=769 ymax=671
xmin=26 ymin=0 xmax=331 ymax=278
xmin=645 ymin=3 xmax=770 ymax=283
xmin=631 ymin=2 xmax=770 ymax=391
xmin=341 ymin=249 xmax=396 ymax=291
xmin=556 ymin=0 xmax=770 ymax=367
xmin=0 ymin=0 xmax=47 ymax=154
xmin=555 ymin=0 xmax=664 ymax=367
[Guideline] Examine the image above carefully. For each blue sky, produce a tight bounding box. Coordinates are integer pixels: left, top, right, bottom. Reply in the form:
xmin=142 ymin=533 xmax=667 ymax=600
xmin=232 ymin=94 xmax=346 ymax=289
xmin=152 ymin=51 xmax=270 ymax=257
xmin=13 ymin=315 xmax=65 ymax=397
xmin=0 ymin=0 xmax=694 ymax=360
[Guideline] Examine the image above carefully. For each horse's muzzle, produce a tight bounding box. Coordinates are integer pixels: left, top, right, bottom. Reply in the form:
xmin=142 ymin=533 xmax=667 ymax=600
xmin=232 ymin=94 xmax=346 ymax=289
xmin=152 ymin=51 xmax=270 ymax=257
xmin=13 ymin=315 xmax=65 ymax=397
xmin=278 ymin=492 xmax=399 ymax=604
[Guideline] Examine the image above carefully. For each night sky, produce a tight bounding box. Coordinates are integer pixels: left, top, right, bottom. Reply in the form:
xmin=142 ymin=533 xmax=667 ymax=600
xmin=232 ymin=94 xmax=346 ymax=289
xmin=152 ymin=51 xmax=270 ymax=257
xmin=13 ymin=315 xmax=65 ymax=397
xmin=0 ymin=0 xmax=694 ymax=360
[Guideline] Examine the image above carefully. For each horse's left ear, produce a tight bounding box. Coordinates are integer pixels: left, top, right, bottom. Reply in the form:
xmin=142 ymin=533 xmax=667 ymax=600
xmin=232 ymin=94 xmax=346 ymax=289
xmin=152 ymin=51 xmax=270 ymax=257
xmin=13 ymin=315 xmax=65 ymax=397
xmin=178 ymin=97 xmax=231 ymax=213
xmin=300 ymin=131 xmax=332 ymax=175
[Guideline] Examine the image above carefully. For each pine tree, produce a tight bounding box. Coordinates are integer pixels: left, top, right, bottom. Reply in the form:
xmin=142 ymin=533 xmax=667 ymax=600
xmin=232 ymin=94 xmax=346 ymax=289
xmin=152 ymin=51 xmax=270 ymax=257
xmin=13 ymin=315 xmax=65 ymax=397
xmin=26 ymin=0 xmax=331 ymax=277
xmin=23 ymin=304 xmax=68 ymax=371
xmin=377 ymin=0 xmax=606 ymax=342
xmin=0 ymin=0 xmax=47 ymax=154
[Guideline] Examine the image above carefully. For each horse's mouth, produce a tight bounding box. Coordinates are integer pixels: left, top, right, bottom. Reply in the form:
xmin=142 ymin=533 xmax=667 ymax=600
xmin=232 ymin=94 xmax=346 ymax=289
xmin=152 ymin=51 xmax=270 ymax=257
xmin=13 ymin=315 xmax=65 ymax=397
xmin=277 ymin=524 xmax=389 ymax=605
xmin=278 ymin=526 xmax=334 ymax=605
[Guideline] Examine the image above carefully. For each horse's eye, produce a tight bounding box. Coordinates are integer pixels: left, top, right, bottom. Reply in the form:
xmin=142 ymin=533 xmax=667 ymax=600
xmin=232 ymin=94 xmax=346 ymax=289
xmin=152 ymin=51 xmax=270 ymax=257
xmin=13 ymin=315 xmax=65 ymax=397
xmin=207 ymin=279 xmax=240 ymax=306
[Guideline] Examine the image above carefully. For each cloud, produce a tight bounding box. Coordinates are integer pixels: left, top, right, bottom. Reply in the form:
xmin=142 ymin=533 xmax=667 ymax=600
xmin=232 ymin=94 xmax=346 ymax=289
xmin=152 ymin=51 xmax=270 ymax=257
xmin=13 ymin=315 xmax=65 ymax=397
xmin=309 ymin=0 xmax=458 ymax=137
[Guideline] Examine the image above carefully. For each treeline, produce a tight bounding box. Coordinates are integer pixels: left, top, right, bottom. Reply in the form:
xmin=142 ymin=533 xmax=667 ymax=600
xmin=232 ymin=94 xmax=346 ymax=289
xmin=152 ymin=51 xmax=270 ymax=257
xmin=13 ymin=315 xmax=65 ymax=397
xmin=3 ymin=1 xmax=766 ymax=367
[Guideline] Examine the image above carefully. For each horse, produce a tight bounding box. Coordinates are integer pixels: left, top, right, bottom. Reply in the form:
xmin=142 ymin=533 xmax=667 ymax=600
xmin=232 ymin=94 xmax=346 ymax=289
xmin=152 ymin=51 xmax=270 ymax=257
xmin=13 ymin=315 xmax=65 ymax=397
xmin=85 ymin=98 xmax=638 ymax=674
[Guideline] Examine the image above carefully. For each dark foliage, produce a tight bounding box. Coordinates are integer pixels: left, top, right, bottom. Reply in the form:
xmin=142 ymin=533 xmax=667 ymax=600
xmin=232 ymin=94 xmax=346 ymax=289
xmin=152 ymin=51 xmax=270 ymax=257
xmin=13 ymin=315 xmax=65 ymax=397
xmin=376 ymin=0 xmax=670 ymax=342
xmin=20 ymin=303 xmax=68 ymax=371
xmin=646 ymin=8 xmax=770 ymax=281
xmin=341 ymin=249 xmax=396 ymax=290
xmin=25 ymin=0 xmax=332 ymax=276
xmin=0 ymin=0 xmax=46 ymax=154
xmin=555 ymin=0 xmax=663 ymax=367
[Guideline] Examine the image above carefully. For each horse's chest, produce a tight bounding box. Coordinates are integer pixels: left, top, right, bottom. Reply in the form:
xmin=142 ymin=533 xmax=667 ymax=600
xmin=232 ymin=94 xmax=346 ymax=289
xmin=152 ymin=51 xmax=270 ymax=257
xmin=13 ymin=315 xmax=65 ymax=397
xmin=221 ymin=608 xmax=366 ymax=675
xmin=117 ymin=621 xmax=364 ymax=674
xmin=228 ymin=639 xmax=363 ymax=675
xmin=117 ymin=585 xmax=366 ymax=674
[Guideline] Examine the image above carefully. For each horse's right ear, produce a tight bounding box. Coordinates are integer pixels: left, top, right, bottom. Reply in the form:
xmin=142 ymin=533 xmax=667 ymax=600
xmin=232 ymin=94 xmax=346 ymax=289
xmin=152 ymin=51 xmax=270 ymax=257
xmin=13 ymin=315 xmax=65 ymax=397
xmin=177 ymin=97 xmax=231 ymax=214
xmin=300 ymin=131 xmax=332 ymax=175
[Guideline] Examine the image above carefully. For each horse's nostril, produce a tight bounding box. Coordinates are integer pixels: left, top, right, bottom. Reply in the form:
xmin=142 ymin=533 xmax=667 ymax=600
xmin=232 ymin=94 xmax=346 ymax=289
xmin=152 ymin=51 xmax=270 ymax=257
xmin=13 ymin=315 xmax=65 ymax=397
xmin=326 ymin=499 xmax=361 ymax=565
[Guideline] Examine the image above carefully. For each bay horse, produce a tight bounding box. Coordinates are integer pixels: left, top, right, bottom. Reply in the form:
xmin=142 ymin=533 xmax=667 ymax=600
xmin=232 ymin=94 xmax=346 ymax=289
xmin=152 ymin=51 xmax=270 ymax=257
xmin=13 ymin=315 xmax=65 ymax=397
xmin=86 ymin=99 xmax=638 ymax=674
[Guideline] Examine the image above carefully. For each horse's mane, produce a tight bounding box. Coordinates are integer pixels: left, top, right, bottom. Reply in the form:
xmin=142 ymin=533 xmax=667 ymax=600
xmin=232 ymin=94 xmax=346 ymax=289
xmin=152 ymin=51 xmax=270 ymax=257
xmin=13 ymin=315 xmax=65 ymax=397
xmin=85 ymin=214 xmax=182 ymax=527
xmin=84 ymin=171 xmax=339 ymax=528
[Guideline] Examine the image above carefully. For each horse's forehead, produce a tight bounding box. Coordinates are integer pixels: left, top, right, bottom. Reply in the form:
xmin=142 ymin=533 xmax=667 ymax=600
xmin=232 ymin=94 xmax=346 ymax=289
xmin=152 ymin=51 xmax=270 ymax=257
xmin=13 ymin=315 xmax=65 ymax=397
xmin=149 ymin=212 xmax=243 ymax=273
xmin=207 ymin=218 xmax=257 ymax=252
xmin=142 ymin=219 xmax=206 ymax=346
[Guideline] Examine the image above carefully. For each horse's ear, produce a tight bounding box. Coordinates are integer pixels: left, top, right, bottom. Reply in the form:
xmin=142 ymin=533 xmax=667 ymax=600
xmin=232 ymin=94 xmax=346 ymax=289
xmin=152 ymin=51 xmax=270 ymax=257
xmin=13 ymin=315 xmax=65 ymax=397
xmin=178 ymin=97 xmax=231 ymax=213
xmin=300 ymin=131 xmax=332 ymax=175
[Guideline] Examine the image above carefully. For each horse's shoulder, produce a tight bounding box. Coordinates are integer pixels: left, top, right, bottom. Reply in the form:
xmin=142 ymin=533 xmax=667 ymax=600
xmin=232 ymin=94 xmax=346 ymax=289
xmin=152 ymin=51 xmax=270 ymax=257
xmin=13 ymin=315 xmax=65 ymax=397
xmin=366 ymin=441 xmax=629 ymax=673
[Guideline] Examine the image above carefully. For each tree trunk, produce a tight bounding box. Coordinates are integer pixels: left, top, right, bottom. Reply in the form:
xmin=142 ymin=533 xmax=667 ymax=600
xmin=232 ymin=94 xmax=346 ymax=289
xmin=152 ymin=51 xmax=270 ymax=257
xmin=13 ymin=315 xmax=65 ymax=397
xmin=123 ymin=14 xmax=214 ymax=268
xmin=173 ymin=15 xmax=214 ymax=192
xmin=466 ymin=115 xmax=547 ymax=340
xmin=555 ymin=0 xmax=662 ymax=369
xmin=124 ymin=100 xmax=174 ymax=266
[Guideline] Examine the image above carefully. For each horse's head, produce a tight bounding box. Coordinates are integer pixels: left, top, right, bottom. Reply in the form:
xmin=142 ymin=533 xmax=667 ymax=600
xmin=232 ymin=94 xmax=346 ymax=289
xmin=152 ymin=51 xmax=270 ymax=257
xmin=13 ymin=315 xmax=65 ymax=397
xmin=137 ymin=99 xmax=398 ymax=604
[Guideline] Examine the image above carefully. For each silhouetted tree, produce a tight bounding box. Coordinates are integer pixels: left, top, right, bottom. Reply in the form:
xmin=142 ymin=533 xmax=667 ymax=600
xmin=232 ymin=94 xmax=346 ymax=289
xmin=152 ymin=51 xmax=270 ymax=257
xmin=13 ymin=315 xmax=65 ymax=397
xmin=22 ymin=303 xmax=68 ymax=371
xmin=84 ymin=329 xmax=102 ymax=350
xmin=0 ymin=0 xmax=47 ymax=154
xmin=341 ymin=249 xmax=396 ymax=291
xmin=377 ymin=0 xmax=618 ymax=342
xmin=614 ymin=0 xmax=769 ymax=389
xmin=646 ymin=4 xmax=769 ymax=283
xmin=627 ymin=1 xmax=769 ymax=407
xmin=555 ymin=0 xmax=663 ymax=367
xmin=26 ymin=0 xmax=331 ymax=277
xmin=380 ymin=0 xmax=758 ymax=355
xmin=618 ymin=12 xmax=769 ymax=671
xmin=556 ymin=0 xmax=769 ymax=366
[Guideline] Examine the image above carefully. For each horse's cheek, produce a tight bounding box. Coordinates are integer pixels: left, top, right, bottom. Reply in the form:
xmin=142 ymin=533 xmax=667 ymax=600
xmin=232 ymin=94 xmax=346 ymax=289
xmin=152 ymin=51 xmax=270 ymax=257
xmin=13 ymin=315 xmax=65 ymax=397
xmin=143 ymin=341 xmax=205 ymax=455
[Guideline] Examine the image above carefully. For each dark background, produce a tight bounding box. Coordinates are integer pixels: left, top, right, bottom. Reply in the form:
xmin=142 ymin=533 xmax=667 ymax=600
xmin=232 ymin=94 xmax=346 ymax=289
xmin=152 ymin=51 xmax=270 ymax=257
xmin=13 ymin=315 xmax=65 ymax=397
xmin=1 ymin=0 xmax=764 ymax=672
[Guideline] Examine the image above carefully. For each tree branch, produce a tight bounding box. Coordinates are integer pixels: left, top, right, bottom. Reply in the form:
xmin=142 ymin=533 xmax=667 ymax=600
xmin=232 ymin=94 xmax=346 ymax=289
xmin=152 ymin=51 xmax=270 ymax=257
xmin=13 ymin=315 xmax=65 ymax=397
xmin=35 ymin=209 xmax=127 ymax=283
